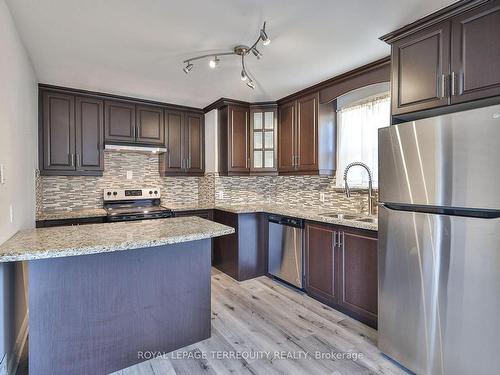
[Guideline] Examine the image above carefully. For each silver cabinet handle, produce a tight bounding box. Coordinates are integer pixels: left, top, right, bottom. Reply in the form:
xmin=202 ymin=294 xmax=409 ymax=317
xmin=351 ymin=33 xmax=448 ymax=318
xmin=76 ymin=154 xmax=81 ymax=167
xmin=188 ymin=157 xmax=191 ymax=169
xmin=291 ymin=155 xmax=295 ymax=166
xmin=451 ymin=72 xmax=457 ymax=96
xmin=333 ymin=232 xmax=337 ymax=248
xmin=69 ymin=153 xmax=75 ymax=167
xmin=440 ymin=74 xmax=446 ymax=98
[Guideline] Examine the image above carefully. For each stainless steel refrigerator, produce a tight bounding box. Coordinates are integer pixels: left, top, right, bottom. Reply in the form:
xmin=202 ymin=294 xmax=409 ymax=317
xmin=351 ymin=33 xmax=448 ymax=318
xmin=378 ymin=104 xmax=500 ymax=375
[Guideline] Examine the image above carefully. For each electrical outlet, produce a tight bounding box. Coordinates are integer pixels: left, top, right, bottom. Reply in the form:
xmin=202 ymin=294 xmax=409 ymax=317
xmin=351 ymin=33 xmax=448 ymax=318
xmin=9 ymin=205 xmax=13 ymax=223
xmin=0 ymin=164 xmax=4 ymax=184
xmin=216 ymin=191 xmax=224 ymax=200
xmin=320 ymin=192 xmax=325 ymax=203
xmin=126 ymin=171 xmax=133 ymax=180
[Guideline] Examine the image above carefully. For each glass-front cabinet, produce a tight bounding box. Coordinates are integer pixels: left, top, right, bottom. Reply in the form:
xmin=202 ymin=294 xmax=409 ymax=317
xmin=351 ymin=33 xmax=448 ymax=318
xmin=250 ymin=104 xmax=278 ymax=174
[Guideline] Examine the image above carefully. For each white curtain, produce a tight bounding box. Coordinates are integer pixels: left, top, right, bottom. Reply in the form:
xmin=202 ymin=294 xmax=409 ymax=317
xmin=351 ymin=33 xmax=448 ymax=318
xmin=336 ymin=93 xmax=390 ymax=188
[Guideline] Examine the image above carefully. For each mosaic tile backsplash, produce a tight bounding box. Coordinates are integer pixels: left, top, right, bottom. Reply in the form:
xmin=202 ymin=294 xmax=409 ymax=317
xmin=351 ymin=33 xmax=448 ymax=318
xmin=37 ymin=152 xmax=377 ymax=216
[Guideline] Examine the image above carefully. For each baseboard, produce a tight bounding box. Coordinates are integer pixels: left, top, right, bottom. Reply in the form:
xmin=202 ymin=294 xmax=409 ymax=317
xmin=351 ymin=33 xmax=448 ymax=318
xmin=7 ymin=313 xmax=28 ymax=375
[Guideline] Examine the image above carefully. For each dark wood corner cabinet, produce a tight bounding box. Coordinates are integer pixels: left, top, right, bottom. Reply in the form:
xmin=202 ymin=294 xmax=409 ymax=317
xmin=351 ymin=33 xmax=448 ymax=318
xmin=305 ymin=222 xmax=378 ymax=328
xmin=382 ymin=0 xmax=500 ymax=119
xmin=278 ymin=92 xmax=335 ymax=175
xmin=39 ymin=89 xmax=104 ymax=176
xmin=159 ymin=110 xmax=204 ymax=176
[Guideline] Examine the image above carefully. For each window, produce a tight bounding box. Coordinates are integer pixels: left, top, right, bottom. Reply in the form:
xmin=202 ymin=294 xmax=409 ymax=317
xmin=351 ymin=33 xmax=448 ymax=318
xmin=336 ymin=93 xmax=390 ymax=188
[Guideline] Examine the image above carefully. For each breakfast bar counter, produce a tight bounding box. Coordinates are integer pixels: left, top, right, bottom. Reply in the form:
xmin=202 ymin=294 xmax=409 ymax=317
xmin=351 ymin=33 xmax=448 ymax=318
xmin=0 ymin=217 xmax=234 ymax=375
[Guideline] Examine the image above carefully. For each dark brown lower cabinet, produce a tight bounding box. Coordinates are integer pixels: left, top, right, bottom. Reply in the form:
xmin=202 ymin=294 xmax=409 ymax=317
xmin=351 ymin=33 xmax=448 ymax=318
xmin=305 ymin=222 xmax=378 ymax=328
xmin=212 ymin=210 xmax=267 ymax=281
xmin=338 ymin=228 xmax=378 ymax=328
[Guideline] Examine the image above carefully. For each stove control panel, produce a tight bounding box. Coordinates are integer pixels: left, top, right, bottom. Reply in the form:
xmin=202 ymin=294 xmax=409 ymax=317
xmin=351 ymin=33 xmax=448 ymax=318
xmin=103 ymin=188 xmax=161 ymax=201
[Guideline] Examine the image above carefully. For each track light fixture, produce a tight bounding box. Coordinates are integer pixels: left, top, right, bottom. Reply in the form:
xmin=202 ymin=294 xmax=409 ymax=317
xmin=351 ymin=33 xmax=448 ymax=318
xmin=209 ymin=56 xmax=220 ymax=69
xmin=260 ymin=22 xmax=271 ymax=46
xmin=181 ymin=21 xmax=271 ymax=89
xmin=183 ymin=62 xmax=193 ymax=74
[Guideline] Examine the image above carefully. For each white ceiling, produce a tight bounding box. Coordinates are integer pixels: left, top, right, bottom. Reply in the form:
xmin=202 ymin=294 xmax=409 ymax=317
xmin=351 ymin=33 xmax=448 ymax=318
xmin=6 ymin=0 xmax=455 ymax=108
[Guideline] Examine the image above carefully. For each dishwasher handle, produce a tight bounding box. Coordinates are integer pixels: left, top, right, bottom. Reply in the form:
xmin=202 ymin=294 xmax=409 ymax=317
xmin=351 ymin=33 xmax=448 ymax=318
xmin=268 ymin=215 xmax=304 ymax=228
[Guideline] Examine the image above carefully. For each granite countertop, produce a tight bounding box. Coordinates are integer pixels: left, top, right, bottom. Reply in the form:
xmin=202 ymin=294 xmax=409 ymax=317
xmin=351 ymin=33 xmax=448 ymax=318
xmin=37 ymin=203 xmax=378 ymax=232
xmin=211 ymin=204 xmax=378 ymax=231
xmin=37 ymin=208 xmax=107 ymax=221
xmin=161 ymin=203 xmax=378 ymax=231
xmin=0 ymin=217 xmax=235 ymax=263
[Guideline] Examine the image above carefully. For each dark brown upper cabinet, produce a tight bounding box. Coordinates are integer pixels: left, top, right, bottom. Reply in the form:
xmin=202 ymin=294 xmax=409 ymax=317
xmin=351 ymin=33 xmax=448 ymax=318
xmin=184 ymin=112 xmax=204 ymax=174
xmin=75 ymin=97 xmax=104 ymax=173
xmin=40 ymin=90 xmax=104 ymax=176
xmin=296 ymin=93 xmax=319 ymax=172
xmin=450 ymin=0 xmax=500 ymax=104
xmin=249 ymin=104 xmax=278 ymax=175
xmin=391 ymin=21 xmax=451 ymax=115
xmin=382 ymin=0 xmax=500 ymax=118
xmin=136 ymin=105 xmax=165 ymax=145
xmin=160 ymin=110 xmax=204 ymax=176
xmin=218 ymin=105 xmax=250 ymax=175
xmin=278 ymin=101 xmax=295 ymax=173
xmin=105 ymin=101 xmax=165 ymax=147
xmin=278 ymin=92 xmax=334 ymax=175
xmin=305 ymin=222 xmax=378 ymax=328
xmin=104 ymin=100 xmax=136 ymax=144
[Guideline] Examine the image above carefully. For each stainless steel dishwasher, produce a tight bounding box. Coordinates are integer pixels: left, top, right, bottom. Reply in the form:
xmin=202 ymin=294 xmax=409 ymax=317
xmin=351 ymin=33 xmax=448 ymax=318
xmin=268 ymin=215 xmax=304 ymax=289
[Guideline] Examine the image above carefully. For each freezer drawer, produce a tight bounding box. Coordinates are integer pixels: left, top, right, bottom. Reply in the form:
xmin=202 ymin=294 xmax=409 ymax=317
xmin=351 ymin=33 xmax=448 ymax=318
xmin=378 ymin=205 xmax=500 ymax=374
xmin=268 ymin=218 xmax=304 ymax=288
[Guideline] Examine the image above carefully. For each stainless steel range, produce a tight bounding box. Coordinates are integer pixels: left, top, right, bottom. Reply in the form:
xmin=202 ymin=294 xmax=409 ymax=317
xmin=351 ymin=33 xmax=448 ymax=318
xmin=103 ymin=188 xmax=173 ymax=222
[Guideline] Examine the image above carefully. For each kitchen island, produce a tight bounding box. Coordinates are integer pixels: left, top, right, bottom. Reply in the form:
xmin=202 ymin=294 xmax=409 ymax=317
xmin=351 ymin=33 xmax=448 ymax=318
xmin=0 ymin=217 xmax=234 ymax=375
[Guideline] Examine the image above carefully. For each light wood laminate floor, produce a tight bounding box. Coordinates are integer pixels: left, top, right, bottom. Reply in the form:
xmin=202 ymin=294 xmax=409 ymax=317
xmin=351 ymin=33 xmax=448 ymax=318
xmin=113 ymin=269 xmax=406 ymax=375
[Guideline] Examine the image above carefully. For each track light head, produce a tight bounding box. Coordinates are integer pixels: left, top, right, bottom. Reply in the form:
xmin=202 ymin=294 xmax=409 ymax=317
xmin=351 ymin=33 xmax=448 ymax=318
xmin=260 ymin=22 xmax=270 ymax=46
xmin=209 ymin=56 xmax=220 ymax=69
xmin=183 ymin=62 xmax=193 ymax=74
xmin=252 ymin=48 xmax=262 ymax=59
xmin=241 ymin=69 xmax=248 ymax=81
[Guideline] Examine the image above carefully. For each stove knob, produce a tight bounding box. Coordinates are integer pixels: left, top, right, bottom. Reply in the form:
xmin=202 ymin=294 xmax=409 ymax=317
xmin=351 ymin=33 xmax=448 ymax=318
xmin=149 ymin=191 xmax=153 ymax=195
xmin=154 ymin=190 xmax=158 ymax=195
xmin=113 ymin=191 xmax=117 ymax=196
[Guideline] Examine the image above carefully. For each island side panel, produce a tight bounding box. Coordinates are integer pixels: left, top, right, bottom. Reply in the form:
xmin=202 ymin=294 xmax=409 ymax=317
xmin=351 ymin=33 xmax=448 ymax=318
xmin=28 ymin=239 xmax=211 ymax=375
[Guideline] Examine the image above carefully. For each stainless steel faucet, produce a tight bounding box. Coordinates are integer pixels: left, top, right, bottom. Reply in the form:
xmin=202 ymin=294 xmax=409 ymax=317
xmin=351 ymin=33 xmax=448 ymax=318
xmin=343 ymin=162 xmax=376 ymax=216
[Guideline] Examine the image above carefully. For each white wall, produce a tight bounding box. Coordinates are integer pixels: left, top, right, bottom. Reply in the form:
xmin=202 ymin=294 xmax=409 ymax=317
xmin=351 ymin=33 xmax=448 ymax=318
xmin=204 ymin=109 xmax=218 ymax=173
xmin=0 ymin=0 xmax=37 ymax=372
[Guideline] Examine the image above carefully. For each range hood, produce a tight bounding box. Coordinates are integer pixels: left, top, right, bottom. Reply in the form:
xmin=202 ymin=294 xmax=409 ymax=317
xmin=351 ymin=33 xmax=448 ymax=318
xmin=105 ymin=144 xmax=167 ymax=154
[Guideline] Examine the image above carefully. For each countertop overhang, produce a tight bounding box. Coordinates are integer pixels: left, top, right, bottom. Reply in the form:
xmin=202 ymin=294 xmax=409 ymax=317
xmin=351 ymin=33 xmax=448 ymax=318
xmin=0 ymin=216 xmax=235 ymax=262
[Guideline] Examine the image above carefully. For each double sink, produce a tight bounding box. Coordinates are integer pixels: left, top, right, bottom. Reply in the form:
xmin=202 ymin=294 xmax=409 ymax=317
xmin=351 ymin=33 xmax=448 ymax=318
xmin=320 ymin=212 xmax=378 ymax=224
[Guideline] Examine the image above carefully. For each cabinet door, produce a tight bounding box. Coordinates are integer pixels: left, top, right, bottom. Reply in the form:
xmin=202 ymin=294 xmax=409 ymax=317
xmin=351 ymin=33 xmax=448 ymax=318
xmin=450 ymin=0 xmax=500 ymax=104
xmin=162 ymin=110 xmax=184 ymax=174
xmin=41 ymin=91 xmax=75 ymax=172
xmin=305 ymin=223 xmax=338 ymax=304
xmin=75 ymin=97 xmax=104 ymax=173
xmin=250 ymin=107 xmax=277 ymax=173
xmin=227 ymin=105 xmax=249 ymax=173
xmin=296 ymin=93 xmax=319 ymax=172
xmin=391 ymin=21 xmax=451 ymax=115
xmin=184 ymin=112 xmax=204 ymax=175
xmin=104 ymin=100 xmax=136 ymax=143
xmin=278 ymin=101 xmax=296 ymax=172
xmin=338 ymin=229 xmax=378 ymax=327
xmin=136 ymin=105 xmax=165 ymax=145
